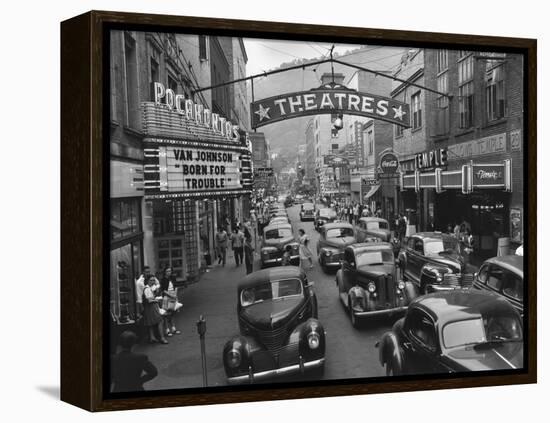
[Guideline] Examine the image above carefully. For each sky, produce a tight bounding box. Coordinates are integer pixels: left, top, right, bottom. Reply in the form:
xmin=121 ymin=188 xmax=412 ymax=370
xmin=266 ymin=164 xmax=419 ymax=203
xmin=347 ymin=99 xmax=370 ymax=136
xmin=243 ymin=39 xmax=362 ymax=76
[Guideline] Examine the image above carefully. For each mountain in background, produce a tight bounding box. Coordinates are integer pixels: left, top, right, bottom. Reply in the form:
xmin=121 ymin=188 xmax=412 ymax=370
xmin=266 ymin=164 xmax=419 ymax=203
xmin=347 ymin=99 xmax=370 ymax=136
xmin=247 ymin=45 xmax=409 ymax=156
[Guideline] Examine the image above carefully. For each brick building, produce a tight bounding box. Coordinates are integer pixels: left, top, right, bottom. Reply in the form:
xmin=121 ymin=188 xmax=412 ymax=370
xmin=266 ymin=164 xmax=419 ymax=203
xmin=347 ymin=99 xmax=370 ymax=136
xmin=395 ymin=48 xmax=524 ymax=258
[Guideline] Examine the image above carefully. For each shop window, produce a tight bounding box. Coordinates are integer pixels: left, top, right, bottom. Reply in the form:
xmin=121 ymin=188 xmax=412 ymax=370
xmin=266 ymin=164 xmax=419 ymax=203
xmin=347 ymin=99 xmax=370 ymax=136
xmin=411 ymin=92 xmax=422 ymax=130
xmin=123 ymin=32 xmax=140 ymax=130
xmin=156 ymin=238 xmax=185 ymax=281
xmin=110 ymin=240 xmax=142 ymax=324
xmin=486 ymin=65 xmax=505 ymax=121
xmin=111 ymin=198 xmax=141 ymax=240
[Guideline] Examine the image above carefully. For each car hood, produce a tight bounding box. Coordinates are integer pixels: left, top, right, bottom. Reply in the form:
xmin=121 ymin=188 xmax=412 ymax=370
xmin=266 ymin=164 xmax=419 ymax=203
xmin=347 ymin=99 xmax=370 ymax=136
xmin=445 ymin=342 xmax=524 ymax=371
xmin=429 ymin=252 xmax=464 ymax=272
xmin=324 ymin=236 xmax=357 ymax=249
xmin=263 ymin=236 xmax=295 ymax=248
xmin=241 ymin=296 xmax=305 ymax=330
xmin=357 ymin=263 xmax=395 ymax=277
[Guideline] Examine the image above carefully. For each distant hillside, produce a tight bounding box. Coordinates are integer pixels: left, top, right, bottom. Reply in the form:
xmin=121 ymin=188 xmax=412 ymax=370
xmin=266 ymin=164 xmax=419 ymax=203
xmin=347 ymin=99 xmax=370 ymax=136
xmin=248 ymin=46 xmax=408 ymax=154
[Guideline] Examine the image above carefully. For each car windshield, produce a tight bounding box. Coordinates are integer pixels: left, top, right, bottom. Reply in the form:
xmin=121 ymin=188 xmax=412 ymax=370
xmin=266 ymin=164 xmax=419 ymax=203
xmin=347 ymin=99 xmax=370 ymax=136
xmin=326 ymin=227 xmax=354 ymax=239
xmin=240 ymin=278 xmax=303 ymax=306
xmin=356 ymin=249 xmax=393 ymax=266
xmin=265 ymin=228 xmax=293 ymax=239
xmin=442 ymin=314 xmax=522 ymax=349
xmin=366 ymin=221 xmax=389 ymax=230
xmin=424 ymin=238 xmax=458 ymax=256
xmin=319 ymin=209 xmax=336 ymax=217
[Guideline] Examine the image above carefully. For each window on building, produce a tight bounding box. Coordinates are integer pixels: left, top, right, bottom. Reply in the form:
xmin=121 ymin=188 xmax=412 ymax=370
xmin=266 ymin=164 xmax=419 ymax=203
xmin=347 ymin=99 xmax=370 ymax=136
xmin=167 ymin=72 xmax=178 ymax=93
xmin=198 ymin=35 xmax=208 ymax=61
xmin=395 ymin=124 xmax=404 ymax=138
xmin=458 ymin=50 xmax=470 ymax=59
xmin=486 ymin=65 xmax=505 ymax=121
xmin=149 ymin=57 xmax=159 ymax=101
xmin=411 ymin=92 xmax=422 ymax=129
xmin=332 ymin=143 xmax=339 ymax=151
xmin=123 ymin=32 xmax=140 ymax=130
xmin=437 ymin=50 xmax=448 ymax=73
xmin=435 ymin=71 xmax=450 ymax=135
xmin=110 ymin=38 xmax=118 ymax=123
xmin=111 ymin=198 xmax=142 ymax=240
xmin=458 ymin=54 xmax=475 ymax=129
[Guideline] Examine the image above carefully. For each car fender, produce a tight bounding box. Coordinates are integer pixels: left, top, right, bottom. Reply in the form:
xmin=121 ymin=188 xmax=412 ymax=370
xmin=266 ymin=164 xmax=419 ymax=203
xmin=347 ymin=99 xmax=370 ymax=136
xmin=223 ymin=335 xmax=254 ymax=374
xmin=378 ymin=332 xmax=404 ymax=372
xmin=403 ymin=281 xmax=419 ymax=303
xmin=335 ymin=268 xmax=343 ymax=287
xmin=420 ymin=264 xmax=448 ymax=289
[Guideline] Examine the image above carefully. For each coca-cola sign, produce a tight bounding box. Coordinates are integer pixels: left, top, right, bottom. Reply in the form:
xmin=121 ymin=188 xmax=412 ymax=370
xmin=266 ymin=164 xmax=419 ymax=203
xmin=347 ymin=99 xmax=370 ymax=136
xmin=472 ymin=164 xmax=505 ymax=187
xmin=379 ymin=152 xmax=399 ymax=175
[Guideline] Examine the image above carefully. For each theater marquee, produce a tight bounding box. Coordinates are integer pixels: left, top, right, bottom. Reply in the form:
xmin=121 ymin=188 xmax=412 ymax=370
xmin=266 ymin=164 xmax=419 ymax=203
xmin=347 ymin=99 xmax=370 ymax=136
xmin=251 ymin=85 xmax=411 ymax=129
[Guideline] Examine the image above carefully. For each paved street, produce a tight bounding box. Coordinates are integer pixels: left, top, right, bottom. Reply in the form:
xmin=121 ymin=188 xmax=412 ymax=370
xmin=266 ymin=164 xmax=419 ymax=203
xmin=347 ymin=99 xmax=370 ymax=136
xmin=135 ymin=204 xmax=392 ymax=391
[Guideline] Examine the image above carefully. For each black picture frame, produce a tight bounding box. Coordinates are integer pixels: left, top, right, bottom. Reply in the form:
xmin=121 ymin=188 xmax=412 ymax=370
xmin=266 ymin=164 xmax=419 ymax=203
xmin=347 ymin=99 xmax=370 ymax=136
xmin=60 ymin=10 xmax=536 ymax=411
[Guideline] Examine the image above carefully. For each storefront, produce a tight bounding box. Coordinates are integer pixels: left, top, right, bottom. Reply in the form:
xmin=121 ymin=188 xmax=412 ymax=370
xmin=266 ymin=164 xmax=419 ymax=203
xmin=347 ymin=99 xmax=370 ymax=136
xmin=142 ymin=95 xmax=253 ymax=283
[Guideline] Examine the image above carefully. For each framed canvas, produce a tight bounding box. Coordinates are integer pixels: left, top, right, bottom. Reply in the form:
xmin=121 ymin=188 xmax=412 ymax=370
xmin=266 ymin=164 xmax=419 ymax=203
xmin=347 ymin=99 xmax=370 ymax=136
xmin=60 ymin=10 xmax=536 ymax=411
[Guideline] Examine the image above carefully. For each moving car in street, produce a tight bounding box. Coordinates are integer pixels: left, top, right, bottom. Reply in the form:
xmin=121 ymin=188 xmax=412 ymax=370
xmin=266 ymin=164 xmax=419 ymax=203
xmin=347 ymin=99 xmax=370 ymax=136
xmin=316 ymin=222 xmax=356 ymax=273
xmin=472 ymin=255 xmax=524 ymax=317
xmin=398 ymin=232 xmax=473 ymax=295
xmin=356 ymin=217 xmax=400 ymax=256
xmin=336 ymin=242 xmax=417 ymax=328
xmin=260 ymin=223 xmax=300 ymax=267
xmin=299 ymin=202 xmax=315 ymax=221
xmin=377 ymin=290 xmax=523 ymax=375
xmin=314 ymin=208 xmax=337 ymax=231
xmin=223 ymin=267 xmax=326 ymax=384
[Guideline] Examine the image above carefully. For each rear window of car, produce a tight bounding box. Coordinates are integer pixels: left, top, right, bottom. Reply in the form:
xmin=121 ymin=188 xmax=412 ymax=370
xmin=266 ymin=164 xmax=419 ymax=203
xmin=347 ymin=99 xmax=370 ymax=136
xmin=326 ymin=227 xmax=354 ymax=238
xmin=366 ymin=221 xmax=388 ymax=230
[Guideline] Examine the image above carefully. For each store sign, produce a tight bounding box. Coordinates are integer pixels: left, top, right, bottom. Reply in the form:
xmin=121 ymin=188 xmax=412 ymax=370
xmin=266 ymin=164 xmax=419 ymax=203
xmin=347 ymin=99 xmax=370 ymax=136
xmin=472 ymin=164 xmax=505 ymax=187
xmin=254 ymin=167 xmax=274 ymax=177
xmin=447 ymin=133 xmax=506 ymax=160
xmin=153 ymin=82 xmax=240 ymax=142
xmin=324 ymin=155 xmax=349 ymax=167
xmin=415 ymin=148 xmax=448 ymax=170
xmin=354 ymin=121 xmax=365 ymax=167
xmin=510 ymin=129 xmax=522 ymax=152
xmin=144 ymin=139 xmax=252 ymax=199
xmin=379 ymin=151 xmax=400 ymax=175
xmin=251 ymin=86 xmax=410 ymax=129
xmin=361 ymin=177 xmax=380 ymax=187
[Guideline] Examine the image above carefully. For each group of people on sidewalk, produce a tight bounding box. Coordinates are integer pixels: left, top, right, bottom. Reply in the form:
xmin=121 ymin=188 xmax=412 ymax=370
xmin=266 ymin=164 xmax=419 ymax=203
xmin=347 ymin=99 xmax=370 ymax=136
xmin=335 ymin=201 xmax=382 ymax=224
xmin=135 ymin=266 xmax=183 ymax=345
xmin=215 ymin=220 xmax=255 ymax=274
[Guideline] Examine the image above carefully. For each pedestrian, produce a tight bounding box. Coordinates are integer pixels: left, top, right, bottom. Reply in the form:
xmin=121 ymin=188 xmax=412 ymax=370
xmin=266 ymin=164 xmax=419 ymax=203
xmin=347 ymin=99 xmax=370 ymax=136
xmin=453 ymin=221 xmax=461 ymax=239
xmin=111 ymin=331 xmax=158 ymax=393
xmin=298 ymin=228 xmax=313 ymax=270
xmin=135 ymin=266 xmax=158 ymax=319
xmin=159 ymin=267 xmax=181 ymax=338
xmin=461 ymin=229 xmax=474 ymax=266
xmin=397 ymin=214 xmax=406 ymax=242
xmin=244 ymin=230 xmax=254 ymax=275
xmin=142 ymin=275 xmax=168 ymax=344
xmin=230 ymin=227 xmax=244 ymax=267
xmin=215 ymin=225 xmax=228 ymax=266
xmin=353 ymin=203 xmax=359 ymax=224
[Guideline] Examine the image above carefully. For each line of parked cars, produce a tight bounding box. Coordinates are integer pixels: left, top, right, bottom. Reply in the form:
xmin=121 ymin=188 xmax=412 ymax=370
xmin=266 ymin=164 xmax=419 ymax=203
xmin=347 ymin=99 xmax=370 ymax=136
xmin=222 ymin=201 xmax=525 ymax=382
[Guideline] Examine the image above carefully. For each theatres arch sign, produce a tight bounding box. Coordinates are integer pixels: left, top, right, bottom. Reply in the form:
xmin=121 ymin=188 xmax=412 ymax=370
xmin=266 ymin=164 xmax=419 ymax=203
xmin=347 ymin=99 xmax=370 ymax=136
xmin=251 ymin=84 xmax=411 ymax=129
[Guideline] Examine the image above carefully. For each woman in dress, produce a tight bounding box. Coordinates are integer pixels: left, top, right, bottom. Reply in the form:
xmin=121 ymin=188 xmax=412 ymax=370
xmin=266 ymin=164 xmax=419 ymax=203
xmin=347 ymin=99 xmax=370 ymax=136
xmin=298 ymin=228 xmax=313 ymax=271
xmin=160 ymin=267 xmax=181 ymax=337
xmin=142 ymin=274 xmax=168 ymax=344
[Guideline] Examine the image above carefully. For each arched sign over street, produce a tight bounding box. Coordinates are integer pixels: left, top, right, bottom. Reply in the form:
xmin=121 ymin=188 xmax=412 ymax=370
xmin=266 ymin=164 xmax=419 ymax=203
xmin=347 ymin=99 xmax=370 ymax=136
xmin=251 ymin=84 xmax=410 ymax=129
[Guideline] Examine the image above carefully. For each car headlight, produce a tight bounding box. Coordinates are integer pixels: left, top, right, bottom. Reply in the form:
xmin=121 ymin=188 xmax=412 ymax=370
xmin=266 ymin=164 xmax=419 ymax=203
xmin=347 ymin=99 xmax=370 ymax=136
xmin=307 ymin=332 xmax=320 ymax=350
xmin=397 ymin=281 xmax=405 ymax=290
xmin=367 ymin=282 xmax=376 ymax=293
xmin=226 ymin=349 xmax=242 ymax=368
xmin=324 ymin=250 xmax=333 ymax=256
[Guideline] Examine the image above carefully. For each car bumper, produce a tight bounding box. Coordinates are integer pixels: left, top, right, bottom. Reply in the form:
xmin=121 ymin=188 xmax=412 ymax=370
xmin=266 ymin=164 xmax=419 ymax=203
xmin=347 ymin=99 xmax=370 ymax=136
xmin=227 ymin=357 xmax=325 ymax=384
xmin=262 ymin=255 xmax=300 ymax=265
xmin=323 ymin=261 xmax=342 ymax=268
xmin=352 ymin=306 xmax=408 ymax=318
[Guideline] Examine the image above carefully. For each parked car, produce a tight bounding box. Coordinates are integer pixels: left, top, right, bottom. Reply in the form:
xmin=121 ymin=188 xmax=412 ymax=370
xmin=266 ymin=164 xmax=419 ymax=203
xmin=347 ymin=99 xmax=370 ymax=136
xmin=294 ymin=194 xmax=304 ymax=204
xmin=336 ymin=242 xmax=417 ymax=328
xmin=398 ymin=232 xmax=472 ymax=295
xmin=261 ymin=223 xmax=299 ymax=267
xmin=223 ymin=267 xmax=326 ymax=383
xmin=284 ymin=196 xmax=294 ymax=207
xmin=270 ymin=210 xmax=288 ymax=220
xmin=377 ymin=290 xmax=523 ymax=375
xmin=472 ymin=255 xmax=524 ymax=317
xmin=300 ymin=203 xmax=315 ymax=221
xmin=314 ymin=208 xmax=337 ymax=231
xmin=269 ymin=216 xmax=290 ymax=226
xmin=316 ymin=222 xmax=356 ymax=273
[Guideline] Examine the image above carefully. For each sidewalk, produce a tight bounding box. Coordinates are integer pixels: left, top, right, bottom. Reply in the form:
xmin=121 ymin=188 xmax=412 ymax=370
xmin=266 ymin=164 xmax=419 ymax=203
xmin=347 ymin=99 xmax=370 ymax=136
xmin=133 ymin=250 xmax=257 ymax=390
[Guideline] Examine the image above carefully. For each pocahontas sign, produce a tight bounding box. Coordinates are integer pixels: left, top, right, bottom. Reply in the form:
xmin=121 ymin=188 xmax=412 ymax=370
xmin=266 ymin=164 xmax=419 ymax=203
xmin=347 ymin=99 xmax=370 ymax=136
xmin=251 ymin=83 xmax=410 ymax=129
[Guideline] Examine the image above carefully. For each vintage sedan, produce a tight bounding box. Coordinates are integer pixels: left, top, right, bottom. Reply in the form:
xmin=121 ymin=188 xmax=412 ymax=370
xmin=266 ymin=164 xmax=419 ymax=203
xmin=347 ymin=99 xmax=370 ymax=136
xmin=269 ymin=216 xmax=290 ymax=226
xmin=377 ymin=290 xmax=523 ymax=375
xmin=316 ymin=222 xmax=356 ymax=273
xmin=336 ymin=243 xmax=417 ymax=328
xmin=261 ymin=223 xmax=299 ymax=267
xmin=223 ymin=267 xmax=326 ymax=384
xmin=299 ymin=202 xmax=316 ymax=221
xmin=472 ymin=255 xmax=524 ymax=317
xmin=314 ymin=208 xmax=338 ymax=231
xmin=398 ymin=232 xmax=472 ymax=295
xmin=356 ymin=217 xmax=400 ymax=256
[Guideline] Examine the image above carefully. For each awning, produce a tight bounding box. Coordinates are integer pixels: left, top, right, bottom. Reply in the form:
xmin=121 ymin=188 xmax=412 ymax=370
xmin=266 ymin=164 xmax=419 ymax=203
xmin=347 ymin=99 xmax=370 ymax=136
xmin=363 ymin=184 xmax=381 ymax=199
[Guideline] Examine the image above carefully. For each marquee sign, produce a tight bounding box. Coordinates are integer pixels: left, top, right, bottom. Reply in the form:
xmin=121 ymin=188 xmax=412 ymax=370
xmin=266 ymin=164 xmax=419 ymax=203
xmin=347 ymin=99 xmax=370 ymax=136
xmin=143 ymin=138 xmax=252 ymax=199
xmin=251 ymin=86 xmax=410 ymax=129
